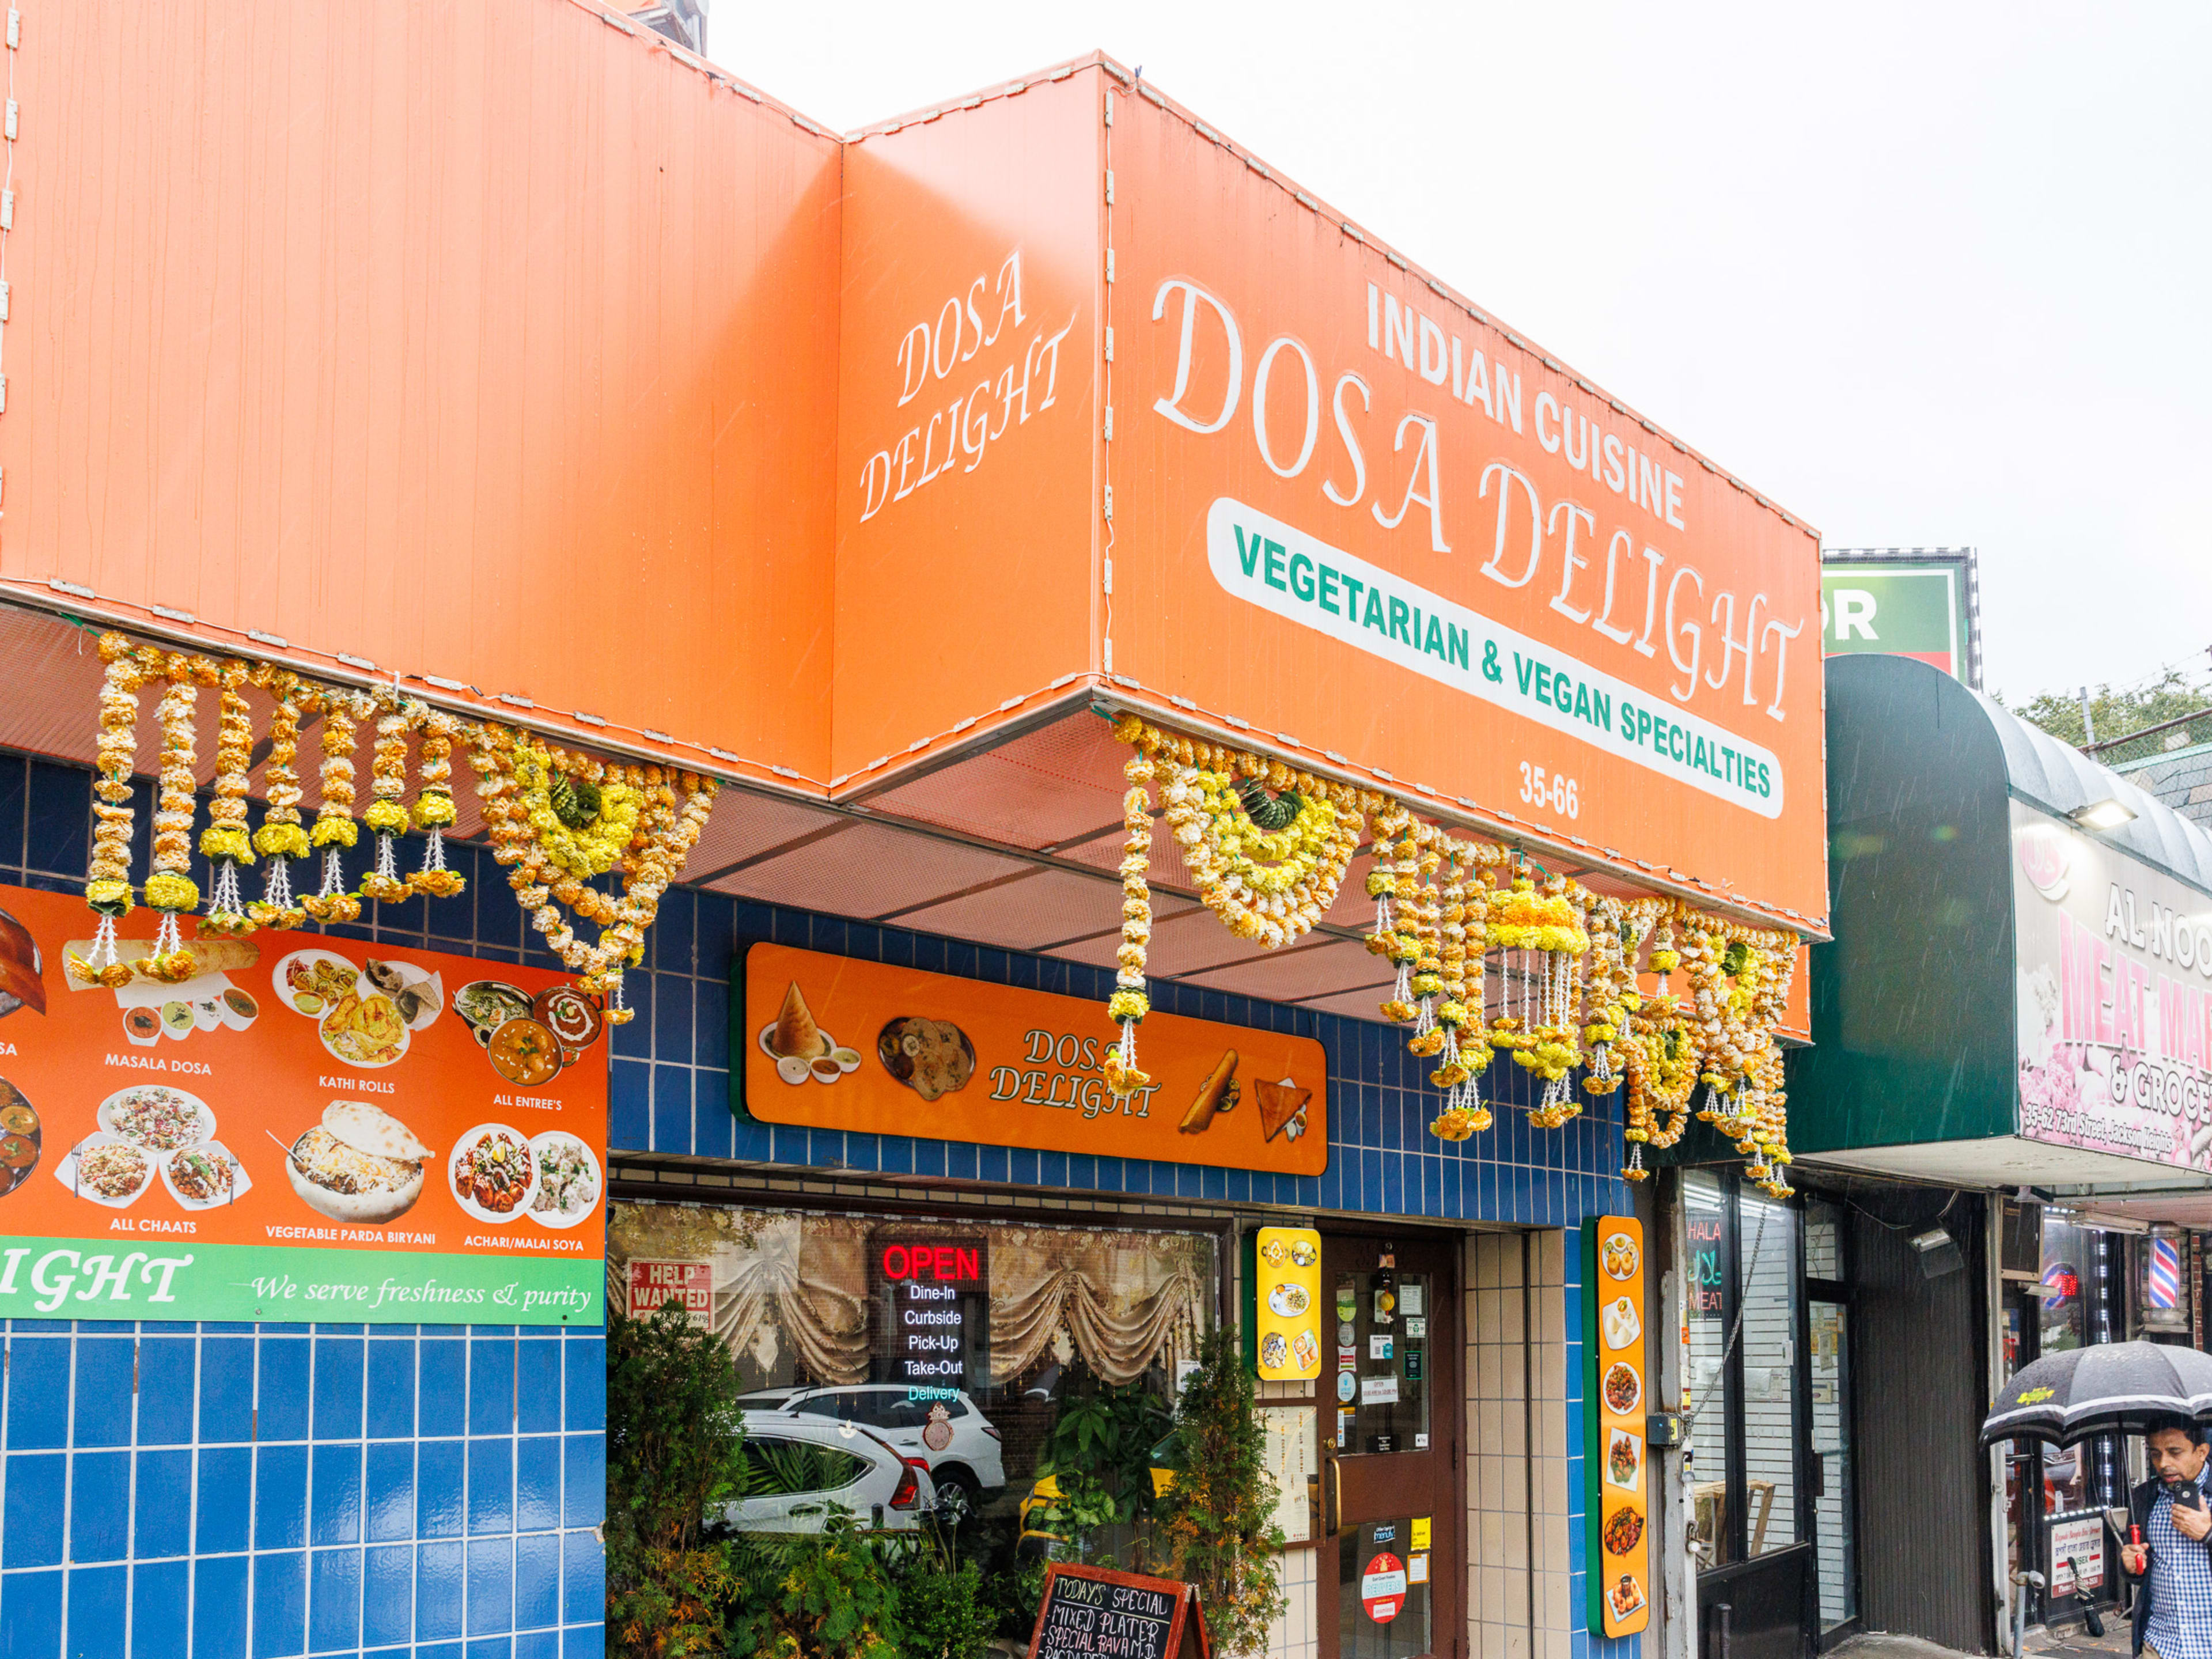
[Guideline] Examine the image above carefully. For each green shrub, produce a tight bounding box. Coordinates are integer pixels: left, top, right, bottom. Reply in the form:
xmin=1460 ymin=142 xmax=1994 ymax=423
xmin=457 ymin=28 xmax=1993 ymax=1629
xmin=1154 ymin=1327 xmax=1286 ymax=1657
xmin=606 ymin=1303 xmax=750 ymax=1657
xmin=890 ymin=1558 xmax=997 ymax=1659
xmin=726 ymin=1520 xmax=906 ymax=1659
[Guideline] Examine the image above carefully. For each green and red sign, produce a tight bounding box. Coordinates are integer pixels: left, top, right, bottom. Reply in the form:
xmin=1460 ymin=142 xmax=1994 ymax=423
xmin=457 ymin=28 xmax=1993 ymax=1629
xmin=1820 ymin=550 xmax=1979 ymax=685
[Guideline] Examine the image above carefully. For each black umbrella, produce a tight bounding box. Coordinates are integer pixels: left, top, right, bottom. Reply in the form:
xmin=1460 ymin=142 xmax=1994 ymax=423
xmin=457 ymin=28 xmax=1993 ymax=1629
xmin=1980 ymin=1340 xmax=2212 ymax=1448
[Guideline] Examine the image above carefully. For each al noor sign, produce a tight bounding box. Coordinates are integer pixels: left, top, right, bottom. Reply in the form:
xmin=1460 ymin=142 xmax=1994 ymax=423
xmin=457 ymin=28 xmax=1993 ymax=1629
xmin=2013 ymin=803 xmax=2212 ymax=1171
xmin=0 ymin=881 xmax=606 ymax=1324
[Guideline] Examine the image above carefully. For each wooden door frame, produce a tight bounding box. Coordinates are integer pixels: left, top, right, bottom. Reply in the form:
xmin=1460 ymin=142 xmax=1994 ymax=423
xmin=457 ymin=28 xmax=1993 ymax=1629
xmin=1313 ymin=1224 xmax=1465 ymax=1659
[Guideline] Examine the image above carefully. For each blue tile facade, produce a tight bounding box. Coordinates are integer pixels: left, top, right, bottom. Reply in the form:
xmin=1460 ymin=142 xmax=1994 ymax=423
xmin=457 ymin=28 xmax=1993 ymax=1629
xmin=0 ymin=745 xmax=1634 ymax=1659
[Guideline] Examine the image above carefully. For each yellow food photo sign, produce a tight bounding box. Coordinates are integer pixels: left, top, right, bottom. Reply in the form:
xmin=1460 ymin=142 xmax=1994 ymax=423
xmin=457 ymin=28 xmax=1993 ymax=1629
xmin=1586 ymin=1215 xmax=1650 ymax=1637
xmin=1252 ymin=1225 xmax=1323 ymax=1381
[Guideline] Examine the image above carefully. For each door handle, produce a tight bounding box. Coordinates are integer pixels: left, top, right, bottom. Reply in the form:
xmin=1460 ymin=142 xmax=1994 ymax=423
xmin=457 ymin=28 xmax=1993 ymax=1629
xmin=1326 ymin=1452 xmax=1340 ymax=1537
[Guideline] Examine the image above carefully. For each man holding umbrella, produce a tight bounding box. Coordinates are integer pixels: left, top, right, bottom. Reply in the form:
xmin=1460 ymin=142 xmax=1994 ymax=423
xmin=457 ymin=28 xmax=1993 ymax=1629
xmin=1981 ymin=1342 xmax=2212 ymax=1658
xmin=2120 ymin=1418 xmax=2212 ymax=1659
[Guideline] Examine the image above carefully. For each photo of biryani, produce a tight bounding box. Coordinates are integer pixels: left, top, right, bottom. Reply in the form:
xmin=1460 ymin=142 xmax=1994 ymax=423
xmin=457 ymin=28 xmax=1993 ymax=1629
xmin=101 ymin=1085 xmax=210 ymax=1152
xmin=451 ymin=1126 xmax=535 ymax=1219
xmin=529 ymin=1132 xmax=600 ymax=1225
xmin=1260 ymin=1331 xmax=1287 ymax=1371
xmin=282 ymin=1101 xmax=431 ymax=1225
xmin=77 ymin=1141 xmax=150 ymax=1203
xmin=1603 ymin=1507 xmax=1645 ymax=1556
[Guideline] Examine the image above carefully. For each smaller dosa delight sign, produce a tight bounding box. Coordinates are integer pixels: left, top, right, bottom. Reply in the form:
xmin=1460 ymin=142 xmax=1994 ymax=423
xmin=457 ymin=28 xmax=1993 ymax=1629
xmin=737 ymin=943 xmax=1327 ymax=1176
xmin=0 ymin=882 xmax=606 ymax=1325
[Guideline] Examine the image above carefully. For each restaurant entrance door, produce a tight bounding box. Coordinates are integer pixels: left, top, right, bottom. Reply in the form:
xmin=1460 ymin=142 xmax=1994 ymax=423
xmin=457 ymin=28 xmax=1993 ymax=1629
xmin=1317 ymin=1231 xmax=1463 ymax=1659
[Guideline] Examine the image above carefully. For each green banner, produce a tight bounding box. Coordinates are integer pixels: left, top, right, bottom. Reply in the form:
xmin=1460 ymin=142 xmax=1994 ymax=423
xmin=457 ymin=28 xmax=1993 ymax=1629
xmin=0 ymin=1236 xmax=602 ymax=1325
xmin=1820 ymin=559 xmax=1971 ymax=679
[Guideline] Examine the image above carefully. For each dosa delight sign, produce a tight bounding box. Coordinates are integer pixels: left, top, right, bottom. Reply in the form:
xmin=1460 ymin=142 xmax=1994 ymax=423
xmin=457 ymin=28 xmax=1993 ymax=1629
xmin=738 ymin=944 xmax=1327 ymax=1176
xmin=830 ymin=63 xmax=1826 ymax=923
xmin=2013 ymin=805 xmax=2212 ymax=1171
xmin=0 ymin=882 xmax=606 ymax=1324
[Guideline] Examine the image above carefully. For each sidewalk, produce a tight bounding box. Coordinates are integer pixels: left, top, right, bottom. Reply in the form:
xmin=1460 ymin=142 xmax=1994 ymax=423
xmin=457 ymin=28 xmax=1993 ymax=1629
xmin=1830 ymin=1620 xmax=2132 ymax=1659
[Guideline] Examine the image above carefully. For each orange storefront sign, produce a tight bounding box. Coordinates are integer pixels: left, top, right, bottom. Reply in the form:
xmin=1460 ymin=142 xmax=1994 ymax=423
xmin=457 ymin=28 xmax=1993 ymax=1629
xmin=740 ymin=942 xmax=1327 ymax=1175
xmin=0 ymin=0 xmax=842 ymax=781
xmin=1107 ymin=84 xmax=1825 ymax=923
xmin=827 ymin=62 xmax=1826 ymax=925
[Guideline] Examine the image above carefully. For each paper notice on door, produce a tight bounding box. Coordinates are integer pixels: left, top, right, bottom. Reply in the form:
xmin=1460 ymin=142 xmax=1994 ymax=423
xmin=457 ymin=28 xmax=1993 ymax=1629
xmin=1400 ymin=1283 xmax=1425 ymax=1317
xmin=1411 ymin=1516 xmax=1431 ymax=1550
xmin=1408 ymin=1552 xmax=1430 ymax=1585
xmin=1360 ymin=1374 xmax=1400 ymax=1405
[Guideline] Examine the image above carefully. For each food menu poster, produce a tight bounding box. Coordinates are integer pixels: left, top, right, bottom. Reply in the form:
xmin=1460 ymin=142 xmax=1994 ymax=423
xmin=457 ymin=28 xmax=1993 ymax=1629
xmin=1250 ymin=1226 xmax=1322 ymax=1381
xmin=1584 ymin=1215 xmax=1650 ymax=1637
xmin=737 ymin=942 xmax=1328 ymax=1176
xmin=0 ymin=881 xmax=607 ymax=1325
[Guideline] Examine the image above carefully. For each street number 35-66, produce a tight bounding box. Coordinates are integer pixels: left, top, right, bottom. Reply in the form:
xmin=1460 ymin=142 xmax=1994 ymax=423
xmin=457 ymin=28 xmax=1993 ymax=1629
xmin=1518 ymin=763 xmax=1580 ymax=819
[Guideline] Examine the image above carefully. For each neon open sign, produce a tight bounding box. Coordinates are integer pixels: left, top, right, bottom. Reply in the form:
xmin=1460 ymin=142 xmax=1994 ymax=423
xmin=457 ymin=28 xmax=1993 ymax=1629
xmin=881 ymin=1243 xmax=986 ymax=1286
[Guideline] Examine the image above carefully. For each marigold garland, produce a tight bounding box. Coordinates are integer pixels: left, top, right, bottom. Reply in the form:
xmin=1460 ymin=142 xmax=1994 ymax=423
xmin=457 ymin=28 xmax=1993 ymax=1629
xmin=248 ymin=666 xmax=309 ymax=929
xmin=196 ymin=659 xmax=257 ymax=936
xmin=467 ymin=726 xmax=717 ymax=1017
xmin=1107 ymin=714 xmax=1808 ymax=1184
xmin=69 ymin=635 xmax=151 ymax=987
xmin=303 ymin=691 xmax=366 ymax=925
xmin=409 ymin=709 xmax=467 ymax=899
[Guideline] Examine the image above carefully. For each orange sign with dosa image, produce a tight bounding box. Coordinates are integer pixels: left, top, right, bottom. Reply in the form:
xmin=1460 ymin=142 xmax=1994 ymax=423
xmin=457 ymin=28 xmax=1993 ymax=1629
xmin=738 ymin=943 xmax=1327 ymax=1175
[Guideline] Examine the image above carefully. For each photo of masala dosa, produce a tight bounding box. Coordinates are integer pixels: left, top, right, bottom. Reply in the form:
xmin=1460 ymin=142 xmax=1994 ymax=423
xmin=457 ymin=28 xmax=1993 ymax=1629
xmin=1179 ymin=1049 xmax=1240 ymax=1133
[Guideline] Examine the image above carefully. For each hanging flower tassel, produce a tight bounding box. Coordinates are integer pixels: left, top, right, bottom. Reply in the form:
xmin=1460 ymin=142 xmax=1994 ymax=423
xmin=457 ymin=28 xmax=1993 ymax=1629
xmin=1105 ymin=749 xmax=1155 ymax=1099
xmin=71 ymin=635 xmax=149 ymax=988
xmin=139 ymin=664 xmax=204 ymax=983
xmin=197 ymin=660 xmax=257 ymax=937
xmin=408 ymin=710 xmax=467 ymax=899
xmin=247 ymin=671 xmax=310 ymax=930
xmin=358 ymin=702 xmax=415 ymax=904
xmin=301 ymin=691 xmax=363 ymax=925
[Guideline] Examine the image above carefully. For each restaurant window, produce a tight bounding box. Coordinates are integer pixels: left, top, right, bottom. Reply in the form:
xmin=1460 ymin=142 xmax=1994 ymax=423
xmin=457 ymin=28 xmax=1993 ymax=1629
xmin=2039 ymin=1217 xmax=2124 ymax=1555
xmin=1680 ymin=1169 xmax=1808 ymax=1572
xmin=607 ymin=1200 xmax=1218 ymax=1548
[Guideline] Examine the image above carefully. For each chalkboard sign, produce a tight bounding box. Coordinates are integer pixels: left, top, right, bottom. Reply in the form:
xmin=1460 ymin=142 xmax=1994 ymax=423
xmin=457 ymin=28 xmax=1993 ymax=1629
xmin=1025 ymin=1563 xmax=1209 ymax=1659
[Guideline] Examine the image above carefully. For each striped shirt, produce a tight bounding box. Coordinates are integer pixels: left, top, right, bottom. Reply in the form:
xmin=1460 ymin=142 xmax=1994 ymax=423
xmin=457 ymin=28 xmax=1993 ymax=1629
xmin=2147 ymin=1464 xmax=2212 ymax=1659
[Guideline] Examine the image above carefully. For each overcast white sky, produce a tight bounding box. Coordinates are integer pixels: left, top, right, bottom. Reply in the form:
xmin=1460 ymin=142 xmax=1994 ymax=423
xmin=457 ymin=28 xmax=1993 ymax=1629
xmin=706 ymin=2 xmax=2212 ymax=704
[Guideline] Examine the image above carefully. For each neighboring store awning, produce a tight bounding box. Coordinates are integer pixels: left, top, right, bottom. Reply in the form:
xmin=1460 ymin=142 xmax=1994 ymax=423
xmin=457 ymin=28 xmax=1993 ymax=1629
xmin=1792 ymin=654 xmax=2212 ymax=1198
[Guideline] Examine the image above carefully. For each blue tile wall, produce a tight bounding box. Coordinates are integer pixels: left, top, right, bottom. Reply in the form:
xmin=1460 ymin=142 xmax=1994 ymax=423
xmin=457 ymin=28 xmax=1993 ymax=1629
xmin=0 ymin=752 xmax=604 ymax=1658
xmin=0 ymin=744 xmax=1639 ymax=1659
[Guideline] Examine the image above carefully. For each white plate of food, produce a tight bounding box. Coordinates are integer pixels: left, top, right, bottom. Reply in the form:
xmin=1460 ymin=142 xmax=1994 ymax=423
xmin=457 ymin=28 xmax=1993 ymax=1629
xmin=1602 ymin=1295 xmax=1642 ymax=1351
xmin=527 ymin=1130 xmax=602 ymax=1229
xmin=1605 ymin=1428 xmax=1643 ymax=1490
xmin=454 ymin=980 xmax=534 ymax=1044
xmin=162 ymin=1141 xmax=252 ymax=1210
xmin=1602 ymin=1360 xmax=1642 ymax=1415
xmin=1602 ymin=1233 xmax=1641 ymax=1281
xmin=362 ymin=958 xmax=445 ymax=1031
xmin=274 ymin=948 xmax=363 ymax=1018
xmin=56 ymin=1132 xmax=156 ymax=1208
xmin=317 ymin=990 xmax=412 ymax=1068
xmin=1267 ymin=1282 xmax=1310 ymax=1317
xmin=448 ymin=1123 xmax=539 ymax=1224
xmin=97 ymin=1084 xmax=215 ymax=1152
